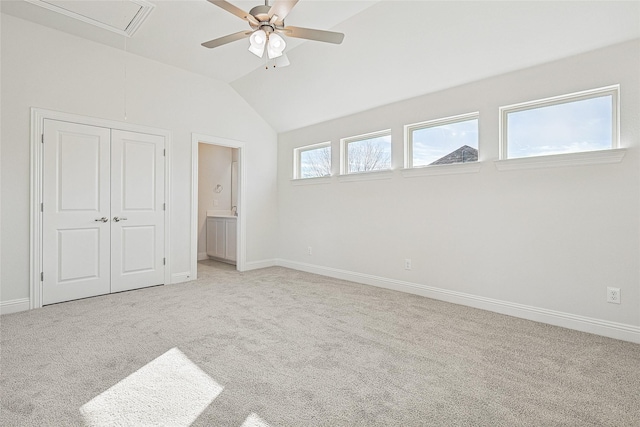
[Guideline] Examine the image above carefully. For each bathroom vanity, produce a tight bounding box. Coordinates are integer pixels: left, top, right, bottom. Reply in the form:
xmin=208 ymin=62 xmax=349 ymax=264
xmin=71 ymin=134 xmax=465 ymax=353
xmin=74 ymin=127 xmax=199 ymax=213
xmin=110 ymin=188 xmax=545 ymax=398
xmin=206 ymin=212 xmax=237 ymax=264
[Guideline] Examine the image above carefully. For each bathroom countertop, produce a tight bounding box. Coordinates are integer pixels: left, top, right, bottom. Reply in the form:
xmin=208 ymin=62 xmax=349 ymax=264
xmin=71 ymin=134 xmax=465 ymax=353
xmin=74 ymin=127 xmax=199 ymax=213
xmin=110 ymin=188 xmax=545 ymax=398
xmin=206 ymin=210 xmax=237 ymax=219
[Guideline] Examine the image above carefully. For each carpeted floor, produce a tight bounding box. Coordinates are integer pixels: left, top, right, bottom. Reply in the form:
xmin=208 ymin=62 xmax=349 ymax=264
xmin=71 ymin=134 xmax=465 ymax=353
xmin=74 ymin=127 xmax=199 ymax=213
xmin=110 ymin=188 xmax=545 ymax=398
xmin=1 ymin=260 xmax=639 ymax=426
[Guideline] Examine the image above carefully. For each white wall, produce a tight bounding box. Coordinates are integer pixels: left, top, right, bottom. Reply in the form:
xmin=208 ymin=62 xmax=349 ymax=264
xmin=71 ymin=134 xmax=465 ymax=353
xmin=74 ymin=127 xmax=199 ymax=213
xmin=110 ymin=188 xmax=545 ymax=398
xmin=0 ymin=14 xmax=278 ymax=305
xmin=277 ymin=40 xmax=640 ymax=341
xmin=197 ymin=143 xmax=232 ymax=257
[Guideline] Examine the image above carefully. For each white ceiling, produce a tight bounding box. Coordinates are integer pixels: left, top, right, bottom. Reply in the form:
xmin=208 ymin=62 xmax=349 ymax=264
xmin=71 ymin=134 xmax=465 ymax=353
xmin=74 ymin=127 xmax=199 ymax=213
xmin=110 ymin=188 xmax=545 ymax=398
xmin=2 ymin=0 xmax=639 ymax=132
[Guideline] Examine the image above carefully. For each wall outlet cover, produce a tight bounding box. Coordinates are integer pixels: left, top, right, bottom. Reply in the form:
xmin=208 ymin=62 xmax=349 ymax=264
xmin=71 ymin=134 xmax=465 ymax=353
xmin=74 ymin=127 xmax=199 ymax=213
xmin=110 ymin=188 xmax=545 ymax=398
xmin=607 ymin=287 xmax=621 ymax=304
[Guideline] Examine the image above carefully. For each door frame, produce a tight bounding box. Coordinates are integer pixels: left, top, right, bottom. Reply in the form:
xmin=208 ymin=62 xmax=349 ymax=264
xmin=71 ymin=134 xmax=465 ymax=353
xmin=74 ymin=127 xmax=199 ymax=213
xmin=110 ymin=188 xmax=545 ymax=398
xmin=29 ymin=108 xmax=172 ymax=309
xmin=190 ymin=133 xmax=246 ymax=276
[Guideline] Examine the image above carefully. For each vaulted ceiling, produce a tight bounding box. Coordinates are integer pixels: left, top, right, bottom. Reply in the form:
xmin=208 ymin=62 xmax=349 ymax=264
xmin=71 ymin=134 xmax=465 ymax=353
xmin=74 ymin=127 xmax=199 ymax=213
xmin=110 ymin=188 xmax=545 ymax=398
xmin=3 ymin=1 xmax=639 ymax=132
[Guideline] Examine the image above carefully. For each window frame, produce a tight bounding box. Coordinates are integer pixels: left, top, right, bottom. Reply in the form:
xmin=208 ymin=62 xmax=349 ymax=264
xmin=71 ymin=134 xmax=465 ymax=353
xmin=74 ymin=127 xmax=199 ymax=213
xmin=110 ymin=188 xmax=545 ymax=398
xmin=293 ymin=141 xmax=332 ymax=180
xmin=499 ymin=85 xmax=620 ymax=160
xmin=340 ymin=129 xmax=392 ymax=175
xmin=404 ymin=112 xmax=480 ymax=169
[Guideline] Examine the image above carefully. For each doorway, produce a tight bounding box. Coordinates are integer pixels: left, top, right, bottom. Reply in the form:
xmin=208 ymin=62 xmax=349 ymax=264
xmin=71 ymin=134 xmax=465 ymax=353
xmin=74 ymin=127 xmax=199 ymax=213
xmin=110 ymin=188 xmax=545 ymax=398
xmin=190 ymin=134 xmax=245 ymax=278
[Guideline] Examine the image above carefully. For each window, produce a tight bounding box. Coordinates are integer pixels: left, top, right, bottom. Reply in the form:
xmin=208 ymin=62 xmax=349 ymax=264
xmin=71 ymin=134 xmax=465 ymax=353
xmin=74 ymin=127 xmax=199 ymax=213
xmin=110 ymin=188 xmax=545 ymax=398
xmin=500 ymin=86 xmax=619 ymax=159
xmin=294 ymin=142 xmax=331 ymax=179
xmin=341 ymin=130 xmax=392 ymax=174
xmin=406 ymin=113 xmax=479 ymax=168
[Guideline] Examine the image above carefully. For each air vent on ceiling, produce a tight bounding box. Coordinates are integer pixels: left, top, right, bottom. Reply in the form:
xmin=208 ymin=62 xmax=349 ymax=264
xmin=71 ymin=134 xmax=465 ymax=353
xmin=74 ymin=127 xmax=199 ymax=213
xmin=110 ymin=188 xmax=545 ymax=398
xmin=24 ymin=0 xmax=155 ymax=37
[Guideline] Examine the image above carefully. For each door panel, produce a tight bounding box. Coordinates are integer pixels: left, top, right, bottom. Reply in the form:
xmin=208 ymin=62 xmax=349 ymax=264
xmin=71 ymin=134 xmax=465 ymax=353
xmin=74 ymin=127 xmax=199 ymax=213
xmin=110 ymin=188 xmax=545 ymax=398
xmin=58 ymin=134 xmax=103 ymax=211
xmin=57 ymin=228 xmax=101 ymax=282
xmin=225 ymin=220 xmax=237 ymax=262
xmin=122 ymin=140 xmax=156 ymax=210
xmin=111 ymin=130 xmax=165 ymax=293
xmin=121 ymin=225 xmax=156 ymax=273
xmin=214 ymin=218 xmax=225 ymax=258
xmin=43 ymin=120 xmax=111 ymax=305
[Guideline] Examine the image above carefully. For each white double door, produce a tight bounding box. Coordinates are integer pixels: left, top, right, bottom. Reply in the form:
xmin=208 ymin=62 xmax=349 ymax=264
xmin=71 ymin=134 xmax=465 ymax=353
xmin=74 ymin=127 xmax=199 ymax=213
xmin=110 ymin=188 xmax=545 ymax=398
xmin=42 ymin=119 xmax=165 ymax=305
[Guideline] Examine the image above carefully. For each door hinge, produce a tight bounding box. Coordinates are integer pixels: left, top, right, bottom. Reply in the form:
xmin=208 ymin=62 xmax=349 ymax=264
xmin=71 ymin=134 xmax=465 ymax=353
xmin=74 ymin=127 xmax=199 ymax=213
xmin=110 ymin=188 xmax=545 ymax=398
xmin=40 ymin=202 xmax=43 ymax=212
xmin=163 ymin=258 xmax=166 ymax=265
xmin=41 ymin=272 xmax=44 ymax=281
xmin=41 ymin=134 xmax=44 ymax=144
xmin=163 ymin=203 xmax=166 ymax=211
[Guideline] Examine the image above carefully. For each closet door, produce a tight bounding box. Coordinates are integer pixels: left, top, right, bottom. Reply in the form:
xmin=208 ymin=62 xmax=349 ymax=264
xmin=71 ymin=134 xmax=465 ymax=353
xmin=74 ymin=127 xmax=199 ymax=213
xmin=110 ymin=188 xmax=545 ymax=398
xmin=110 ymin=130 xmax=165 ymax=293
xmin=42 ymin=120 xmax=112 ymax=305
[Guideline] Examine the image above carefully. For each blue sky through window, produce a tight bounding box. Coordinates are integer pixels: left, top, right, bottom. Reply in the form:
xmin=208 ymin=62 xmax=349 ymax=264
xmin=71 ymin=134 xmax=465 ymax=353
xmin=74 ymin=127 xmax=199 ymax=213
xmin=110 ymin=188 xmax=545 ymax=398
xmin=300 ymin=145 xmax=331 ymax=178
xmin=412 ymin=118 xmax=478 ymax=166
xmin=507 ymin=95 xmax=612 ymax=158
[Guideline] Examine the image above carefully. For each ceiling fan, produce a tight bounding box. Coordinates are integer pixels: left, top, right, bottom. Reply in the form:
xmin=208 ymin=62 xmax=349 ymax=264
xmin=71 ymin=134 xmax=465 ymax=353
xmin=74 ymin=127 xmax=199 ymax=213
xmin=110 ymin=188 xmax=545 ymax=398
xmin=201 ymin=0 xmax=345 ymax=67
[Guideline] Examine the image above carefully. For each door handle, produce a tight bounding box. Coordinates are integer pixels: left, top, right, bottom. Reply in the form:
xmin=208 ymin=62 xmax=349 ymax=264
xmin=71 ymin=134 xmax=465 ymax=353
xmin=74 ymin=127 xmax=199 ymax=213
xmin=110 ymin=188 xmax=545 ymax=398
xmin=94 ymin=217 xmax=109 ymax=222
xmin=113 ymin=216 xmax=128 ymax=222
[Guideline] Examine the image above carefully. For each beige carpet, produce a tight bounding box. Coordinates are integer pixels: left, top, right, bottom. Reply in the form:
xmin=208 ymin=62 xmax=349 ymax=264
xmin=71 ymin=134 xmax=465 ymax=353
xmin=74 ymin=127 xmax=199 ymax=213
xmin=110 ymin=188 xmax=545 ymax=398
xmin=1 ymin=260 xmax=639 ymax=426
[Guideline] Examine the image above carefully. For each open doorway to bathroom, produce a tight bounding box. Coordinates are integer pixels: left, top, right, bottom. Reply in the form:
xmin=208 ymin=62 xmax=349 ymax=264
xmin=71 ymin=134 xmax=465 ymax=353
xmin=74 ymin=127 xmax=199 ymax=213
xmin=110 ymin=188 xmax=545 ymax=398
xmin=191 ymin=134 xmax=245 ymax=279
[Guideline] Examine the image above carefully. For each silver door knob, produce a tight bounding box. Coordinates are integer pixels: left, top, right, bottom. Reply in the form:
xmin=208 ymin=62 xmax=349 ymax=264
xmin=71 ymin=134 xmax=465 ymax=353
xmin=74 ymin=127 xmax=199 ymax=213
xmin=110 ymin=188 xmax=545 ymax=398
xmin=94 ymin=217 xmax=108 ymax=222
xmin=113 ymin=216 xmax=128 ymax=222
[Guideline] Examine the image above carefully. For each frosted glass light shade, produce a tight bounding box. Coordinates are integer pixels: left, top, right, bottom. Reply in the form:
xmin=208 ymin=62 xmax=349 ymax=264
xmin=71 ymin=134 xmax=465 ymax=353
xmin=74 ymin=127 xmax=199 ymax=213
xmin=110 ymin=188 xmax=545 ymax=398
xmin=274 ymin=53 xmax=290 ymax=68
xmin=266 ymin=33 xmax=286 ymax=59
xmin=248 ymin=30 xmax=267 ymax=57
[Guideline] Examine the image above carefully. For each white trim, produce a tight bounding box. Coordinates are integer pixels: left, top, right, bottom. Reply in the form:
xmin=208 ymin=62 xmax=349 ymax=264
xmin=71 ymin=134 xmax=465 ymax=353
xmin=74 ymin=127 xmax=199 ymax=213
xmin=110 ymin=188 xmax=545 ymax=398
xmin=30 ymin=108 xmax=172 ymax=310
xmin=401 ymin=162 xmax=482 ymax=177
xmin=494 ymin=148 xmax=626 ymax=171
xmin=499 ymin=85 xmax=620 ymax=160
xmin=0 ymin=298 xmax=31 ymax=315
xmin=171 ymin=272 xmax=192 ymax=284
xmin=291 ymin=176 xmax=333 ymax=186
xmin=24 ymin=0 xmax=155 ymax=37
xmin=276 ymin=259 xmax=640 ymax=344
xmin=243 ymin=259 xmax=278 ymax=271
xmin=404 ymin=111 xmax=479 ymax=169
xmin=337 ymin=169 xmax=395 ymax=183
xmin=191 ymin=134 xmax=246 ymax=279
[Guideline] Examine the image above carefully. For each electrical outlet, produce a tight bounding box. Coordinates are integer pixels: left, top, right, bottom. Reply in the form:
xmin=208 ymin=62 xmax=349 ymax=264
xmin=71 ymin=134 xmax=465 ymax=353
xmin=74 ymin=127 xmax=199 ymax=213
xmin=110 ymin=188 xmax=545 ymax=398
xmin=404 ymin=259 xmax=412 ymax=270
xmin=307 ymin=246 xmax=312 ymax=256
xmin=607 ymin=287 xmax=621 ymax=304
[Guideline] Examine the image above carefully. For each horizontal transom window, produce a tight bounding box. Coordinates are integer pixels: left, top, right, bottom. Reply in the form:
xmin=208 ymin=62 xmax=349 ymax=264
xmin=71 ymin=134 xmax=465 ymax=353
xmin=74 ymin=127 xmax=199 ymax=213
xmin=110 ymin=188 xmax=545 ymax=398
xmin=406 ymin=113 xmax=479 ymax=168
xmin=341 ymin=130 xmax=392 ymax=174
xmin=500 ymin=85 xmax=619 ymax=159
xmin=294 ymin=142 xmax=331 ymax=179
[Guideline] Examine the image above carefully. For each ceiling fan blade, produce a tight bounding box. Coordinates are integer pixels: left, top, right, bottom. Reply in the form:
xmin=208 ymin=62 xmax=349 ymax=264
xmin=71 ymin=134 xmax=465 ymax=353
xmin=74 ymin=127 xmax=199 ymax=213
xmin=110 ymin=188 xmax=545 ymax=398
xmin=207 ymin=0 xmax=255 ymax=23
xmin=268 ymin=0 xmax=299 ymax=23
xmin=282 ymin=26 xmax=345 ymax=44
xmin=201 ymin=30 xmax=252 ymax=49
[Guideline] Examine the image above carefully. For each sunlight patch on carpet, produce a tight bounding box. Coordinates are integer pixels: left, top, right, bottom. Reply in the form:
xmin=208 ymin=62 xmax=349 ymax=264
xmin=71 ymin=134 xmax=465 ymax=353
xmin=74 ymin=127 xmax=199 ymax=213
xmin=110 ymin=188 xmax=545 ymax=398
xmin=241 ymin=413 xmax=272 ymax=427
xmin=80 ymin=347 xmax=223 ymax=426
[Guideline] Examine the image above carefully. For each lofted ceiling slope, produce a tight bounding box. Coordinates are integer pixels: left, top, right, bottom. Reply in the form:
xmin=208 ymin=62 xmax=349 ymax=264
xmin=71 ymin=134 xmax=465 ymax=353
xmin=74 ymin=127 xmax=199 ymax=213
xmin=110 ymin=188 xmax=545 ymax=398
xmin=2 ymin=1 xmax=639 ymax=133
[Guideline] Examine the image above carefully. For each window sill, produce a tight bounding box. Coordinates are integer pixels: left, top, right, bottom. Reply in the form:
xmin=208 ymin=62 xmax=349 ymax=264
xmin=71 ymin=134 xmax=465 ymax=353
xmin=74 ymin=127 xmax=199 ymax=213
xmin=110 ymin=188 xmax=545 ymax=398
xmin=291 ymin=176 xmax=333 ymax=186
xmin=401 ymin=162 xmax=482 ymax=178
xmin=494 ymin=148 xmax=627 ymax=171
xmin=337 ymin=169 xmax=394 ymax=183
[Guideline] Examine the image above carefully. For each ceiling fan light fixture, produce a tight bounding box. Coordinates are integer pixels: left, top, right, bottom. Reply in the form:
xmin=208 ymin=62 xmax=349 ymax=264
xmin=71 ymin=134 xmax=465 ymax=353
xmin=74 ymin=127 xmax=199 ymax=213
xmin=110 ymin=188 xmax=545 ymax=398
xmin=248 ymin=29 xmax=267 ymax=57
xmin=202 ymin=0 xmax=346 ymax=68
xmin=266 ymin=33 xmax=286 ymax=59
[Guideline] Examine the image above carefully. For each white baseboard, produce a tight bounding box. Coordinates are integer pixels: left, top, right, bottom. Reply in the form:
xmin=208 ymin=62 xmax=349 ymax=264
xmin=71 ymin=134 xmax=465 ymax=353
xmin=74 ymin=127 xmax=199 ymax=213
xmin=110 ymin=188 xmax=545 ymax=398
xmin=242 ymin=259 xmax=277 ymax=271
xmin=0 ymin=298 xmax=30 ymax=315
xmin=197 ymin=252 xmax=208 ymax=261
xmin=171 ymin=271 xmax=193 ymax=284
xmin=276 ymin=259 xmax=640 ymax=344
